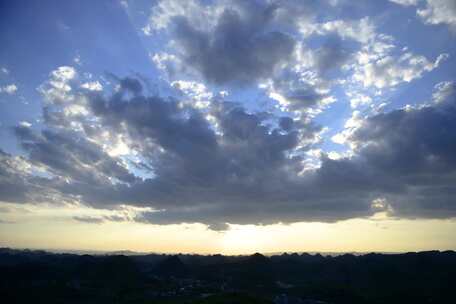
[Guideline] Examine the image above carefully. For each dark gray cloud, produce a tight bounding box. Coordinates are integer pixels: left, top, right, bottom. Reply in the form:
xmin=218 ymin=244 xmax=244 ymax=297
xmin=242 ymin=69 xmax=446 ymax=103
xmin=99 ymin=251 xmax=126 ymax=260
xmin=73 ymin=215 xmax=105 ymax=224
xmin=88 ymin=78 xmax=456 ymax=224
xmin=14 ymin=126 xmax=136 ymax=186
xmin=0 ymin=150 xmax=31 ymax=204
xmin=168 ymin=1 xmax=296 ymax=85
xmin=86 ymin=84 xmax=313 ymax=214
xmin=313 ymin=35 xmax=353 ymax=76
xmin=3 ymin=75 xmax=456 ymax=229
xmin=73 ymin=214 xmax=127 ymax=224
xmin=347 ymin=97 xmax=456 ymax=218
xmin=0 ymin=149 xmax=55 ymax=204
xmin=151 ymin=0 xmax=355 ymax=117
xmin=270 ymin=71 xmax=330 ymax=111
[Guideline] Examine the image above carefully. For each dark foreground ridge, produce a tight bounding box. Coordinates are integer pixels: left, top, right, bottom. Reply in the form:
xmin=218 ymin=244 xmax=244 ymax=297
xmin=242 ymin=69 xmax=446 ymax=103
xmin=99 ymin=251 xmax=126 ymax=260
xmin=1 ymin=248 xmax=455 ymax=303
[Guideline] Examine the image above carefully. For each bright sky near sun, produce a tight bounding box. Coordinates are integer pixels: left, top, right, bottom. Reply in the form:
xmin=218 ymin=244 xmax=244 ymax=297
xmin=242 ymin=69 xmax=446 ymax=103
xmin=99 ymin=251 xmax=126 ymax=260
xmin=1 ymin=0 xmax=456 ymax=254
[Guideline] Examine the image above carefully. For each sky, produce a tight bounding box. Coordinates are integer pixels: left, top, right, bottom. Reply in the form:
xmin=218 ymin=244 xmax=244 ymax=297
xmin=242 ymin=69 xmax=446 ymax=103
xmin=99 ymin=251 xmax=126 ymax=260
xmin=1 ymin=0 xmax=456 ymax=254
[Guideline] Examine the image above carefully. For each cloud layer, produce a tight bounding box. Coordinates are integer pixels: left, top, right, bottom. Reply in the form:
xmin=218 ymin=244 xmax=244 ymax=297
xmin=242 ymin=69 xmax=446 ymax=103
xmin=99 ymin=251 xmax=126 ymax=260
xmin=1 ymin=0 xmax=455 ymax=230
xmin=1 ymin=66 xmax=456 ymax=228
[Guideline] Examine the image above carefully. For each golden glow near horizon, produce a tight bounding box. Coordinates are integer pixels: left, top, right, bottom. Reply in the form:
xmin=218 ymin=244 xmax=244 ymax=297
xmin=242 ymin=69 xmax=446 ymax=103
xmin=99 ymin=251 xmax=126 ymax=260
xmin=1 ymin=202 xmax=456 ymax=254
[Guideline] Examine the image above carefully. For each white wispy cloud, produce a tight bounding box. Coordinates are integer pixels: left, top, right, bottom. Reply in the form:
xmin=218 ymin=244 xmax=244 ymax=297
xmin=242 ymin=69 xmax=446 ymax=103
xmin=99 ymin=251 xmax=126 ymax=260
xmin=0 ymin=84 xmax=18 ymax=95
xmin=389 ymin=0 xmax=419 ymax=6
xmin=432 ymin=80 xmax=455 ymax=103
xmin=81 ymin=81 xmax=103 ymax=91
xmin=418 ymin=0 xmax=456 ymax=30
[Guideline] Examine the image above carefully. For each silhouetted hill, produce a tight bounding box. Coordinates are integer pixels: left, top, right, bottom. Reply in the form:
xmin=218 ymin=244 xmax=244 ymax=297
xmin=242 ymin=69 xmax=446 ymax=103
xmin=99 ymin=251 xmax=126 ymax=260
xmin=1 ymin=248 xmax=455 ymax=303
xmin=247 ymin=252 xmax=269 ymax=265
xmin=153 ymin=255 xmax=189 ymax=277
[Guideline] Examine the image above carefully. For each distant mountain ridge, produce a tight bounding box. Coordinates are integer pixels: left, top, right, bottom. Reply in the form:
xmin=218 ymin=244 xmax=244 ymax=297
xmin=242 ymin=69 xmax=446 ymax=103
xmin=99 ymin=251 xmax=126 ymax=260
xmin=1 ymin=247 xmax=456 ymax=303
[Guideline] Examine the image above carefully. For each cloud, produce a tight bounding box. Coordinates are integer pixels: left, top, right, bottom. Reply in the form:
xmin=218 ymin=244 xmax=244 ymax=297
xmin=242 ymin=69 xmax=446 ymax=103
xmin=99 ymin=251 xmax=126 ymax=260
xmin=432 ymin=81 xmax=455 ymax=103
xmin=86 ymin=84 xmax=318 ymax=219
xmin=143 ymin=0 xmax=215 ymax=33
xmin=144 ymin=0 xmax=345 ymax=87
xmin=39 ymin=66 xmax=77 ymax=104
xmin=301 ymin=17 xmax=378 ymax=44
xmin=0 ymin=149 xmax=57 ymax=204
xmin=389 ymin=0 xmax=419 ymax=6
xmin=144 ymin=1 xmax=444 ymax=121
xmin=171 ymin=80 xmax=213 ymax=109
xmin=0 ymin=84 xmax=18 ymax=95
xmin=166 ymin=1 xmax=296 ymax=85
xmin=1 ymin=68 xmax=341 ymax=226
xmin=267 ymin=71 xmax=334 ymax=113
xmin=312 ymin=36 xmax=353 ymax=76
xmin=73 ymin=215 xmax=105 ymax=224
xmin=3 ymin=57 xmax=456 ymax=228
xmin=418 ymin=0 xmax=456 ymax=30
xmin=14 ymin=126 xmax=136 ymax=186
xmin=1 ymin=1 xmax=455 ymax=233
xmin=348 ymin=93 xmax=373 ymax=109
xmin=298 ymin=14 xmax=448 ymax=107
xmin=81 ymin=81 xmax=103 ymax=91
xmin=353 ymin=53 xmax=448 ymax=89
xmin=344 ymin=90 xmax=456 ymax=218
xmin=390 ymin=0 xmax=456 ymax=30
xmin=331 ymin=110 xmax=365 ymax=146
xmin=73 ymin=214 xmax=128 ymax=224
